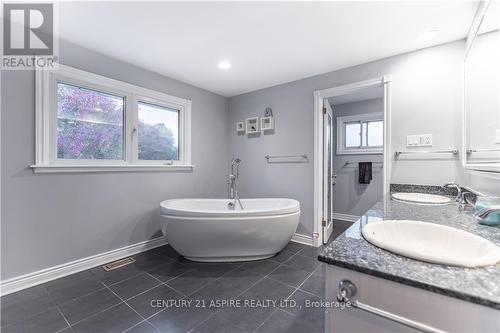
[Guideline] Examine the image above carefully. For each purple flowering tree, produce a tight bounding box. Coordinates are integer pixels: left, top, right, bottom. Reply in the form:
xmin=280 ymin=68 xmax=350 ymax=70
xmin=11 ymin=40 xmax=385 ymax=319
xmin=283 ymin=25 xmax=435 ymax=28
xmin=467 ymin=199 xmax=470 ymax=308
xmin=57 ymin=84 xmax=124 ymax=159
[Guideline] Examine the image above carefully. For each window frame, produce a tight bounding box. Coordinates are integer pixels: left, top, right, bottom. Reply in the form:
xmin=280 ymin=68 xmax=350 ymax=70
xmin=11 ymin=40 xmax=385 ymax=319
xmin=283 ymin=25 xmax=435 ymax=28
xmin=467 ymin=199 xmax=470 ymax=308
xmin=33 ymin=64 xmax=192 ymax=173
xmin=336 ymin=112 xmax=383 ymax=155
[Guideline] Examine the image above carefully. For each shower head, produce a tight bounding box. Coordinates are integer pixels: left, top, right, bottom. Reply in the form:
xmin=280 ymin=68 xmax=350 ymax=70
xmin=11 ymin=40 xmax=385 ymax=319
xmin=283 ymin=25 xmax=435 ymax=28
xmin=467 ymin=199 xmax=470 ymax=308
xmin=232 ymin=158 xmax=241 ymax=165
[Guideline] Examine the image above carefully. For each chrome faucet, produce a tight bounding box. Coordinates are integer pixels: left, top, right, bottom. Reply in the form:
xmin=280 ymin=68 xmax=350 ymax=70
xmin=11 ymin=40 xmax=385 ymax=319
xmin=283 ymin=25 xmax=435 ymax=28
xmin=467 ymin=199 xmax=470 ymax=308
xmin=227 ymin=158 xmax=243 ymax=209
xmin=441 ymin=182 xmax=462 ymax=201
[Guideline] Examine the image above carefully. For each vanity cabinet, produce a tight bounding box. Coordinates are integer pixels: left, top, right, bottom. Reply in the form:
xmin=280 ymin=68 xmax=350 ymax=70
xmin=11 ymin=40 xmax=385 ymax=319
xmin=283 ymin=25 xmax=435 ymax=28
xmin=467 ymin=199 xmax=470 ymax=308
xmin=326 ymin=266 xmax=500 ymax=333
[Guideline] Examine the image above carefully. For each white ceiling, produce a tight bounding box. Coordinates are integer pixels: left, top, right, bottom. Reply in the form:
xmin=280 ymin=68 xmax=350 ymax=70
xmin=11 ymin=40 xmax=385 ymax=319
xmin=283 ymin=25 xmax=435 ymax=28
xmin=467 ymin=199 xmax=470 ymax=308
xmin=59 ymin=1 xmax=478 ymax=97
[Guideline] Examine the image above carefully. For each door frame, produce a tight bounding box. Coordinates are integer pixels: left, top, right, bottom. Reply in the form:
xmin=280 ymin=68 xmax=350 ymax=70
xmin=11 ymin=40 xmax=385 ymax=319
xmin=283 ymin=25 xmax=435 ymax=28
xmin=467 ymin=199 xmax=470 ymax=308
xmin=312 ymin=76 xmax=392 ymax=247
xmin=322 ymin=101 xmax=334 ymax=244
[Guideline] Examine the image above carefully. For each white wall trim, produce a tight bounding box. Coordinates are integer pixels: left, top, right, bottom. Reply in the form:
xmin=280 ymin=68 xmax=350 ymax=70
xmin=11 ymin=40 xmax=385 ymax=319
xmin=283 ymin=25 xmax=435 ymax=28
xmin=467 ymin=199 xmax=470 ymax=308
xmin=332 ymin=212 xmax=360 ymax=223
xmin=291 ymin=232 xmax=315 ymax=247
xmin=313 ymin=76 xmax=391 ymax=246
xmin=0 ymin=237 xmax=168 ymax=296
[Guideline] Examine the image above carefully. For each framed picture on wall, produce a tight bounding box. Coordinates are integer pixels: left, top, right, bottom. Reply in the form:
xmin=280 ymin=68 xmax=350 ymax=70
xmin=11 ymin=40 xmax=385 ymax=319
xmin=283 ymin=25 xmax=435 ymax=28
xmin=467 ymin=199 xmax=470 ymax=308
xmin=246 ymin=117 xmax=259 ymax=134
xmin=260 ymin=117 xmax=274 ymax=131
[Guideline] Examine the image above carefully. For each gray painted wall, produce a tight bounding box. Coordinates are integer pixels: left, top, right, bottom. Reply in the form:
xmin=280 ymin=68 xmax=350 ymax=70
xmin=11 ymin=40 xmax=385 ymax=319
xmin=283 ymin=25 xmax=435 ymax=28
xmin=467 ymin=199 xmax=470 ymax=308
xmin=0 ymin=41 xmax=229 ymax=280
xmin=331 ymin=99 xmax=384 ymax=217
xmin=228 ymin=40 xmax=465 ymax=236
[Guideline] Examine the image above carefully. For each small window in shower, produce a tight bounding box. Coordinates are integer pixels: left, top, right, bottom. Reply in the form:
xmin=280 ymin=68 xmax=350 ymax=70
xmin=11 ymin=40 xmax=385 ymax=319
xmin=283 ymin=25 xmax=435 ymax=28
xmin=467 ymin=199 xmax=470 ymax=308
xmin=337 ymin=113 xmax=383 ymax=155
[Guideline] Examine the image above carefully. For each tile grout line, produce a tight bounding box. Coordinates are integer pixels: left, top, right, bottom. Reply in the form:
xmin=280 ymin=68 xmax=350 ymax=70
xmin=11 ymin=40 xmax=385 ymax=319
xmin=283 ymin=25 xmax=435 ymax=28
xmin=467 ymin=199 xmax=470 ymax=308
xmin=59 ymin=254 xmax=180 ymax=304
xmin=120 ymin=319 xmax=149 ymax=333
xmin=237 ymin=259 xmax=306 ymax=332
xmin=145 ymin=271 xmax=191 ymax=299
xmin=154 ymin=262 xmax=244 ymax=300
xmin=47 ymin=259 xmax=169 ymax=309
xmin=54 ymin=305 xmax=72 ymax=332
xmin=183 ymin=263 xmax=245 ymax=296
xmin=69 ymin=301 xmax=125 ymax=328
xmin=101 ymin=281 xmax=164 ymax=333
xmin=252 ymin=308 xmax=278 ymax=333
xmin=189 ymin=261 xmax=287 ymax=331
xmin=101 ymin=282 xmax=147 ymax=319
xmin=54 ymin=281 xmax=144 ymax=331
xmin=54 ymin=286 xmax=110 ymax=309
xmin=296 ymin=263 xmax=325 ymax=299
xmin=53 ymin=282 xmax=140 ymax=329
xmin=121 ymin=264 xmax=245 ymax=332
xmin=1 ymin=287 xmax=63 ymax=330
xmin=277 ymin=264 xmax=320 ymax=316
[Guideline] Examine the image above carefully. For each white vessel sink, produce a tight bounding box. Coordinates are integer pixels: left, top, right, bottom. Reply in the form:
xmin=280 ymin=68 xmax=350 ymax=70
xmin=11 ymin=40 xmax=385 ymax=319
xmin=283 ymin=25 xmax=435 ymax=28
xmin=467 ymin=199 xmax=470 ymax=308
xmin=362 ymin=220 xmax=500 ymax=267
xmin=391 ymin=192 xmax=452 ymax=204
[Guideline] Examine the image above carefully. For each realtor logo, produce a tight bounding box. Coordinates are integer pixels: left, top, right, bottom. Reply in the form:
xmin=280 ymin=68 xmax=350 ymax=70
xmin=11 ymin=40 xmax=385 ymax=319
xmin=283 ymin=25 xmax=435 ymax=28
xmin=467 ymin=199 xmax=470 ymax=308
xmin=2 ymin=3 xmax=58 ymax=69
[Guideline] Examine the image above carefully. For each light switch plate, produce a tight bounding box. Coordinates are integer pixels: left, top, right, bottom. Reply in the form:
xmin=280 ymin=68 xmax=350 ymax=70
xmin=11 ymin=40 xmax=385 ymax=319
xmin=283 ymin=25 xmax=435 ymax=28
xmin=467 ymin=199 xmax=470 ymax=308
xmin=407 ymin=134 xmax=432 ymax=147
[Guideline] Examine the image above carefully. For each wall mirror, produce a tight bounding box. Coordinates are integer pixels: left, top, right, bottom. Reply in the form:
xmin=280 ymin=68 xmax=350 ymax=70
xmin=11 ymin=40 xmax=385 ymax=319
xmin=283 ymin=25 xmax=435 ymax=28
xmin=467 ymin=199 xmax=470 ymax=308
xmin=464 ymin=1 xmax=500 ymax=172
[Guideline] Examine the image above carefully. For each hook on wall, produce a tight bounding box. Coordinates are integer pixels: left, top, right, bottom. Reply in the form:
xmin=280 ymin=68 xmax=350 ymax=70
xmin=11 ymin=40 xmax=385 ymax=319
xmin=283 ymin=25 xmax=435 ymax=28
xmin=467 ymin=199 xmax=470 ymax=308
xmin=265 ymin=107 xmax=273 ymax=117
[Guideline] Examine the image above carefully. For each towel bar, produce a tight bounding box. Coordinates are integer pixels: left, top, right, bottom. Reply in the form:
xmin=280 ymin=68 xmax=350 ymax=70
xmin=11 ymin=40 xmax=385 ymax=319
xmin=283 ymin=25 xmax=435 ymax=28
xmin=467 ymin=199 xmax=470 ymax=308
xmin=394 ymin=149 xmax=458 ymax=157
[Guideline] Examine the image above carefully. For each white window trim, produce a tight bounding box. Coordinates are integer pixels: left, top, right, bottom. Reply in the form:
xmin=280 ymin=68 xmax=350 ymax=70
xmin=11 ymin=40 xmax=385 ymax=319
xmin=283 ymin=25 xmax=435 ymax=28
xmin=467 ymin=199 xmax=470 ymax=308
xmin=32 ymin=64 xmax=193 ymax=173
xmin=336 ymin=112 xmax=383 ymax=155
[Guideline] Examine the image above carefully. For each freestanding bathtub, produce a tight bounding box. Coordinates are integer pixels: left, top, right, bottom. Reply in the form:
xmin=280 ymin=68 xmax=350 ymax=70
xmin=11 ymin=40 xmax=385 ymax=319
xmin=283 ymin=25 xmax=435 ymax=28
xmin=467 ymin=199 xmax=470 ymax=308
xmin=159 ymin=198 xmax=300 ymax=262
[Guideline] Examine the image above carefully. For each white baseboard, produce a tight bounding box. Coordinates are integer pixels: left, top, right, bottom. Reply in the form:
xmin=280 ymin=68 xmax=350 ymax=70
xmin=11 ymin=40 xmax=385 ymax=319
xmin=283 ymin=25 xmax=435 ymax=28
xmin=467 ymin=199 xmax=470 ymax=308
xmin=0 ymin=237 xmax=167 ymax=296
xmin=332 ymin=213 xmax=360 ymax=223
xmin=291 ymin=232 xmax=315 ymax=247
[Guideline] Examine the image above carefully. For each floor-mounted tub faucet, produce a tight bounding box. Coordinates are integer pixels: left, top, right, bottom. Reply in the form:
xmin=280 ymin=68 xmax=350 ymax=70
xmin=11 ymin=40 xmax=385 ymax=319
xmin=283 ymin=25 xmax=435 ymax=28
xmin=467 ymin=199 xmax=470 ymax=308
xmin=228 ymin=158 xmax=243 ymax=209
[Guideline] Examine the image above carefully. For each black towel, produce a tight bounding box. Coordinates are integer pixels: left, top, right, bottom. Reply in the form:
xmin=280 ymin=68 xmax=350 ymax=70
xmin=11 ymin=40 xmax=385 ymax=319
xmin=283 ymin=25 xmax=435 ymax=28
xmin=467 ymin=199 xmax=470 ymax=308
xmin=358 ymin=162 xmax=372 ymax=184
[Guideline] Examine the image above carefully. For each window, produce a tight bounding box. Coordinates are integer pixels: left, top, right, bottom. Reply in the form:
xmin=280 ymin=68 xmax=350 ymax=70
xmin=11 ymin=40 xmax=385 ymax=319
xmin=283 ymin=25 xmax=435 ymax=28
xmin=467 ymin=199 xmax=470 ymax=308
xmin=138 ymin=102 xmax=179 ymax=161
xmin=34 ymin=64 xmax=192 ymax=173
xmin=336 ymin=113 xmax=383 ymax=155
xmin=57 ymin=83 xmax=125 ymax=160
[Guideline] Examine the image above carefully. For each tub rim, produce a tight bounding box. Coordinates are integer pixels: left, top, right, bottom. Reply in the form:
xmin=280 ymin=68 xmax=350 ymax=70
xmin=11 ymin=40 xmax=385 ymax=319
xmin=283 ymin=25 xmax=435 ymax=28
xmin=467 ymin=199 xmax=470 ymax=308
xmin=160 ymin=198 xmax=300 ymax=218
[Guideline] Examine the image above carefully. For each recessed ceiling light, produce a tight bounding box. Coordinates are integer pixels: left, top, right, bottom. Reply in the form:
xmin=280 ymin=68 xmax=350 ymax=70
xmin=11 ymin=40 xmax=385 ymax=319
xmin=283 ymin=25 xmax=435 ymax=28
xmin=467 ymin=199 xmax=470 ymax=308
xmin=218 ymin=60 xmax=231 ymax=70
xmin=416 ymin=30 xmax=439 ymax=43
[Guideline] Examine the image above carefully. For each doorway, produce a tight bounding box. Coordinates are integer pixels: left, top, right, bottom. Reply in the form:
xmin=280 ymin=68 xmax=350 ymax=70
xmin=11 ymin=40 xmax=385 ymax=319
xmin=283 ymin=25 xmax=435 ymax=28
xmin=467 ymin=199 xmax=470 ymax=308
xmin=313 ymin=76 xmax=392 ymax=246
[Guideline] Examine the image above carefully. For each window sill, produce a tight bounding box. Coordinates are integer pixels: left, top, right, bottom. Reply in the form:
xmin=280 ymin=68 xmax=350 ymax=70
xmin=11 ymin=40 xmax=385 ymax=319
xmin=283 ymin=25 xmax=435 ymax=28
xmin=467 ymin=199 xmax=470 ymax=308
xmin=30 ymin=164 xmax=195 ymax=174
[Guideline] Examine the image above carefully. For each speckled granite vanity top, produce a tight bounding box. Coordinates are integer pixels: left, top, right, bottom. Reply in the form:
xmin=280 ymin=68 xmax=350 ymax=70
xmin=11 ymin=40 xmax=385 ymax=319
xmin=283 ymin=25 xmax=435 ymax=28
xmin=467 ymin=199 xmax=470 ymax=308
xmin=318 ymin=189 xmax=500 ymax=310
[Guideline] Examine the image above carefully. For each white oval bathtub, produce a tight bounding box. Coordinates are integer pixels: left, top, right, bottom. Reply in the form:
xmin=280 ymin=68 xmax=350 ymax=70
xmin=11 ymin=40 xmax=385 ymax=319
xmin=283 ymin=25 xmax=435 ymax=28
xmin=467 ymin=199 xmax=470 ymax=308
xmin=159 ymin=198 xmax=300 ymax=262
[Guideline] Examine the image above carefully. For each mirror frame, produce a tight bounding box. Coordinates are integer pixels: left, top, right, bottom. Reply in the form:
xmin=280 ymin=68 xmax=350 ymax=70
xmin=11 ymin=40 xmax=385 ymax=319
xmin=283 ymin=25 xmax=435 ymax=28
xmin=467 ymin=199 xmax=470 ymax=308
xmin=463 ymin=0 xmax=500 ymax=173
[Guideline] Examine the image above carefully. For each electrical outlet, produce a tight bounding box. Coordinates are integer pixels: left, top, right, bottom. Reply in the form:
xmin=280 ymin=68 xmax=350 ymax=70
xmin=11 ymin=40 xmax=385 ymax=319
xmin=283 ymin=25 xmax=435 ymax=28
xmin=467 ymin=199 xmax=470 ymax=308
xmin=406 ymin=134 xmax=432 ymax=147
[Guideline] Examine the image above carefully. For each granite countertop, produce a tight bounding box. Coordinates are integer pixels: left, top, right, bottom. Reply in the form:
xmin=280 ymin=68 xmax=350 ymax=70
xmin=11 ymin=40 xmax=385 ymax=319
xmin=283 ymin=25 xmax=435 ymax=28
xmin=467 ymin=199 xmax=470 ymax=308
xmin=318 ymin=193 xmax=500 ymax=310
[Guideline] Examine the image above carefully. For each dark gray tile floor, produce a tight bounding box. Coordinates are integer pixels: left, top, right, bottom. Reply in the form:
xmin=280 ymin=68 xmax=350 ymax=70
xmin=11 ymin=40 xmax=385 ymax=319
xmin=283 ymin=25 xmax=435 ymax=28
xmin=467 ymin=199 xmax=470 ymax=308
xmin=1 ymin=221 xmax=352 ymax=333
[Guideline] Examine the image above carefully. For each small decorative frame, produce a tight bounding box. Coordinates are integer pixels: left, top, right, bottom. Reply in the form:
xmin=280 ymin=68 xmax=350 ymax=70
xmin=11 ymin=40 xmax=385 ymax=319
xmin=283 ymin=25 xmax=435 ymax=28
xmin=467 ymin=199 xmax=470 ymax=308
xmin=260 ymin=117 xmax=274 ymax=131
xmin=236 ymin=122 xmax=245 ymax=133
xmin=246 ymin=117 xmax=259 ymax=134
